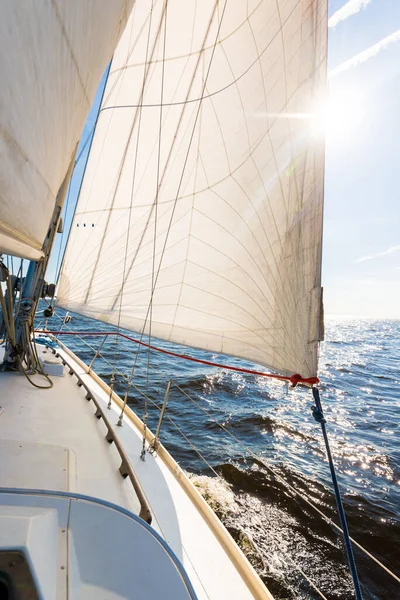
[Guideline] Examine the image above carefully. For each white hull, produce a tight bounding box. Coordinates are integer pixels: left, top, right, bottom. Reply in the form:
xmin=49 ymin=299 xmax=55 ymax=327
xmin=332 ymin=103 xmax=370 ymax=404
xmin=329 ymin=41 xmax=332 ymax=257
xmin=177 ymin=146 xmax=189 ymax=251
xmin=0 ymin=340 xmax=272 ymax=599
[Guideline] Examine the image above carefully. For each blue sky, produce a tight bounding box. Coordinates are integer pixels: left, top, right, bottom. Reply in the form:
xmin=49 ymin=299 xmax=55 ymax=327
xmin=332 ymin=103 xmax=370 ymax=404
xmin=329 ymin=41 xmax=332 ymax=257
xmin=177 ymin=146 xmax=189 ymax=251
xmin=49 ymin=0 xmax=400 ymax=318
xmin=323 ymin=0 xmax=400 ymax=317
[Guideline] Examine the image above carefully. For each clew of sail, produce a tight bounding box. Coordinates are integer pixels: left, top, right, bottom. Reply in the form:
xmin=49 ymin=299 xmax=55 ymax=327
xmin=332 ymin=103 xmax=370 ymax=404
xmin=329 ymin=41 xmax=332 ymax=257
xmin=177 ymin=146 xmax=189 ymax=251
xmin=0 ymin=0 xmax=134 ymax=260
xmin=58 ymin=0 xmax=327 ymax=378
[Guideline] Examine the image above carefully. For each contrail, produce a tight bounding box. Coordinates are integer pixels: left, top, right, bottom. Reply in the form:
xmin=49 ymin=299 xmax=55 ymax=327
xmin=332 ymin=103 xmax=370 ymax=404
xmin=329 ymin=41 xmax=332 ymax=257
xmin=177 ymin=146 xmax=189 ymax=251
xmin=329 ymin=29 xmax=400 ymax=78
xmin=355 ymin=245 xmax=400 ymax=263
xmin=328 ymin=0 xmax=372 ymax=28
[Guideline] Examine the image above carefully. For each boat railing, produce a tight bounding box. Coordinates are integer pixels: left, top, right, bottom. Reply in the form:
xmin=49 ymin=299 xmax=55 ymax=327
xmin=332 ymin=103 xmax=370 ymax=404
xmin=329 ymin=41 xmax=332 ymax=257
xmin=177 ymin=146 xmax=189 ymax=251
xmin=47 ymin=342 xmax=152 ymax=525
xmin=35 ymin=322 xmax=400 ymax=597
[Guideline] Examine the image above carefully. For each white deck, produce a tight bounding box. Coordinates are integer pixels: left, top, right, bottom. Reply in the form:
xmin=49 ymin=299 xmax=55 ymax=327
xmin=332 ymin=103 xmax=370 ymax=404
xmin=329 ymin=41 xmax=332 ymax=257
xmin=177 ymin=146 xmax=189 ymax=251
xmin=0 ymin=342 xmax=273 ymax=600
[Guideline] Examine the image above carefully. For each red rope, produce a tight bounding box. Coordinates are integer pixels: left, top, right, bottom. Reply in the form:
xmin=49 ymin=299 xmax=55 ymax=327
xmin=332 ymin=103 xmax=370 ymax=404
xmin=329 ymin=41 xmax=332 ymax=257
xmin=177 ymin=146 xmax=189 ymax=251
xmin=34 ymin=330 xmax=319 ymax=387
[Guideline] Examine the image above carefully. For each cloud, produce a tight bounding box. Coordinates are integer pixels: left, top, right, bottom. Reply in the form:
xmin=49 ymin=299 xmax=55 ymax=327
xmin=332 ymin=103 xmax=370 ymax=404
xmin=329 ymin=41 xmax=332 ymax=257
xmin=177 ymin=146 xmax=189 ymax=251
xmin=329 ymin=29 xmax=400 ymax=78
xmin=328 ymin=0 xmax=372 ymax=29
xmin=354 ymin=245 xmax=400 ymax=263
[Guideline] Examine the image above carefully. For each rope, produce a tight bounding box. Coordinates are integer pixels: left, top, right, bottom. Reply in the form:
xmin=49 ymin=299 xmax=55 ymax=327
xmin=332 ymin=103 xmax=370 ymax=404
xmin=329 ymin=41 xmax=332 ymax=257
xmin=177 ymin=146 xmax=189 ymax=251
xmin=311 ymin=387 xmax=363 ymax=599
xmin=140 ymin=0 xmax=157 ymax=459
xmin=34 ymin=329 xmax=318 ymax=386
xmin=114 ymin=0 xmax=158 ymax=436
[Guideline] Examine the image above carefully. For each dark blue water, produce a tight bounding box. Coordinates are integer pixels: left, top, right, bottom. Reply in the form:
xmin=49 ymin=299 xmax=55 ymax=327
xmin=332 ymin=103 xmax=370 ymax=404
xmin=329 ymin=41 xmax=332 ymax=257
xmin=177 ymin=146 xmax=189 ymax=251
xmin=39 ymin=309 xmax=400 ymax=599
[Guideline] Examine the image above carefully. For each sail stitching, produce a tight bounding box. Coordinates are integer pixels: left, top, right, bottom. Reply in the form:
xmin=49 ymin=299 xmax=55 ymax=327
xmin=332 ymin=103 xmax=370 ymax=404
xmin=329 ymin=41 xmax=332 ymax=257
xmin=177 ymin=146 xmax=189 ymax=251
xmin=98 ymin=0 xmax=302 ymax=112
xmin=142 ymin=0 xmax=169 ymax=458
xmin=0 ymin=216 xmax=43 ymax=251
xmin=50 ymin=0 xmax=91 ymax=107
xmin=79 ymin=2 xmax=142 ymax=215
xmin=109 ymin=0 xmax=264 ymax=71
xmin=0 ymin=125 xmax=54 ymax=200
xmin=82 ymin=1 xmax=168 ymax=304
xmin=168 ymin=44 xmax=206 ymax=330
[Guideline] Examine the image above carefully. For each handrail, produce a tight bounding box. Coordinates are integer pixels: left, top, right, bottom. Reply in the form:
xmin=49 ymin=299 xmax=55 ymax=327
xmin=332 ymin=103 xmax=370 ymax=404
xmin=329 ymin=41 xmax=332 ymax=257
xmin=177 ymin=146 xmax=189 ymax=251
xmin=50 ymin=346 xmax=152 ymax=525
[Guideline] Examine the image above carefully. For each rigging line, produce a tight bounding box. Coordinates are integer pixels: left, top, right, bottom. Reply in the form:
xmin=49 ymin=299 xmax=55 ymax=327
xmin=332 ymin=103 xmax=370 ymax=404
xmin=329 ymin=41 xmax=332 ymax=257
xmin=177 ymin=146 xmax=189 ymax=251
xmin=113 ymin=0 xmax=159 ymax=418
xmin=116 ymin=3 xmax=171 ymax=424
xmin=68 ymin=67 xmax=318 ymax=299
xmin=311 ymin=387 xmax=363 ymax=600
xmin=110 ymin=20 xmax=156 ymax=411
xmin=117 ymin=1 xmax=170 ymax=434
xmin=101 ymin=0 xmax=150 ymax=108
xmin=55 ymin=330 xmax=129 ymax=384
xmin=142 ymin=0 xmax=168 ymax=459
xmin=116 ymin=0 xmax=157 ymax=333
xmin=164 ymin=414 xmax=220 ymax=478
xmin=115 ymin=0 xmax=158 ymax=427
xmin=128 ymin=384 xmax=221 ymax=478
xmin=12 ymin=258 xmax=24 ymax=320
xmin=110 ymin=0 xmax=265 ymax=75
xmin=49 ymin=315 xmax=137 ymax=387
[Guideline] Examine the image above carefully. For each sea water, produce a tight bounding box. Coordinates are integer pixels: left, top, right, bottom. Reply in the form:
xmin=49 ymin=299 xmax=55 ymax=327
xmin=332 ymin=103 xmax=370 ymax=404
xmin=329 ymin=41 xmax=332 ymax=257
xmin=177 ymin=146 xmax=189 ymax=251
xmin=41 ymin=311 xmax=399 ymax=600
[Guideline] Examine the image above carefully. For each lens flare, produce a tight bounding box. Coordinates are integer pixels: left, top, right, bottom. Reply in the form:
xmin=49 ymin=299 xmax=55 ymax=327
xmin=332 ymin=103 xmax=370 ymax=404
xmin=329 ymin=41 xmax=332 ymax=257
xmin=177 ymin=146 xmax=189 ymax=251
xmin=313 ymin=89 xmax=366 ymax=142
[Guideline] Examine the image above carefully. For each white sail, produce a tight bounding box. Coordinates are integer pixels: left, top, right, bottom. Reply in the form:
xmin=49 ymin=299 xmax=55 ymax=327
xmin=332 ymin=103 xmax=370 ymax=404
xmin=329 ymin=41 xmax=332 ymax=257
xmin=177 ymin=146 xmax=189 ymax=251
xmin=0 ymin=0 xmax=133 ymax=260
xmin=58 ymin=0 xmax=327 ymax=378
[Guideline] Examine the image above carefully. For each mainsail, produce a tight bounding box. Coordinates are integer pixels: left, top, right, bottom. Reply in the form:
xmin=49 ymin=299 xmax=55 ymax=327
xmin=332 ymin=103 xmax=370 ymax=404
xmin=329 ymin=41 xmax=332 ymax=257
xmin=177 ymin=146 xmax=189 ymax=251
xmin=59 ymin=0 xmax=327 ymax=377
xmin=0 ymin=0 xmax=134 ymax=260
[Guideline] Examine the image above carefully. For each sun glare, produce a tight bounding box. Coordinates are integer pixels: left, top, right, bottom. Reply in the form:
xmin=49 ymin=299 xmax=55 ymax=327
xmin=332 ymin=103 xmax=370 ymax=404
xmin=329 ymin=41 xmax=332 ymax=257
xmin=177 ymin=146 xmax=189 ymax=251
xmin=313 ymin=89 xmax=365 ymax=142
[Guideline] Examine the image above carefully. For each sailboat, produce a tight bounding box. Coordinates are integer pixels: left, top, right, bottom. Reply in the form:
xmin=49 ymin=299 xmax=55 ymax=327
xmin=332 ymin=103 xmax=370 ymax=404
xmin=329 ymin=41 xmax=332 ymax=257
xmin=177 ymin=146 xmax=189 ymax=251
xmin=0 ymin=1 xmax=328 ymax=598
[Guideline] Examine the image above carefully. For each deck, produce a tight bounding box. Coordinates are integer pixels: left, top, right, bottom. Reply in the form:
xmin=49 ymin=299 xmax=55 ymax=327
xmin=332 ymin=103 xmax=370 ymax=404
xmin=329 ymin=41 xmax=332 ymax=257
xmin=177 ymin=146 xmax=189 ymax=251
xmin=0 ymin=341 xmax=273 ymax=600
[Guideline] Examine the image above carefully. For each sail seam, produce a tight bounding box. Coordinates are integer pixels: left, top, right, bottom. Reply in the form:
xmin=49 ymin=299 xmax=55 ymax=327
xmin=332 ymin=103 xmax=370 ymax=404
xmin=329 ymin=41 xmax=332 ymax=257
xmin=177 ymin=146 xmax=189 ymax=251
xmin=83 ymin=2 xmax=168 ymax=304
xmin=108 ymin=0 xmax=264 ymax=71
xmin=0 ymin=217 xmax=43 ymax=251
xmin=0 ymin=125 xmax=54 ymax=199
xmin=98 ymin=0 xmax=304 ymax=112
xmin=50 ymin=0 xmax=91 ymax=107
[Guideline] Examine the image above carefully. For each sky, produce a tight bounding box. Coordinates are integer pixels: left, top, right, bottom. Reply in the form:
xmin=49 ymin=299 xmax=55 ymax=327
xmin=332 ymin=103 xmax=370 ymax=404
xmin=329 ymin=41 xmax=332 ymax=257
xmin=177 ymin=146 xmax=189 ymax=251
xmin=48 ymin=0 xmax=400 ymax=319
xmin=322 ymin=0 xmax=400 ymax=317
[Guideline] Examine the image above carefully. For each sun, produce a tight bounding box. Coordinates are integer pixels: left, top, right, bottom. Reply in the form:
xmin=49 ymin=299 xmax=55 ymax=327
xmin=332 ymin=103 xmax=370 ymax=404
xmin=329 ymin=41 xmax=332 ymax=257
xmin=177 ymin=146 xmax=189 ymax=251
xmin=313 ymin=88 xmax=366 ymax=142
